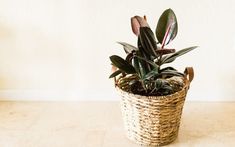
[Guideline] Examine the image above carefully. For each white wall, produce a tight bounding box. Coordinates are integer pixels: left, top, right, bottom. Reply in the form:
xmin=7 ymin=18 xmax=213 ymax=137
xmin=0 ymin=0 xmax=235 ymax=101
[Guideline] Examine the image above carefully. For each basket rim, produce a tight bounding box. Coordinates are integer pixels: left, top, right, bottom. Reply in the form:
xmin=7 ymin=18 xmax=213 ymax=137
xmin=115 ymin=77 xmax=190 ymax=100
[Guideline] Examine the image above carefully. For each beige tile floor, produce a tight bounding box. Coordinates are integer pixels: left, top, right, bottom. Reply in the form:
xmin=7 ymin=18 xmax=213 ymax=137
xmin=0 ymin=101 xmax=234 ymax=147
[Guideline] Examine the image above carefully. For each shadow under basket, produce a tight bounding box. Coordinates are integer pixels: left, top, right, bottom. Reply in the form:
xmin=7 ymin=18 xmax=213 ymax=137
xmin=115 ymin=67 xmax=194 ymax=146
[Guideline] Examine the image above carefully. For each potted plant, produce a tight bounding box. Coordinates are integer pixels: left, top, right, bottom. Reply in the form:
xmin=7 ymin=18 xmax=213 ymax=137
xmin=109 ymin=8 xmax=197 ymax=146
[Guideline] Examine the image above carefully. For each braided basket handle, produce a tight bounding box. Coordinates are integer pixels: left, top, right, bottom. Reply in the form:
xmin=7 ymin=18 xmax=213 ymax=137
xmin=184 ymin=67 xmax=194 ymax=83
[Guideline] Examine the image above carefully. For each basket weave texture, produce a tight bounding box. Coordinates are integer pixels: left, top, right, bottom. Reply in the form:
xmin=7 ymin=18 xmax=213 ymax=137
xmin=115 ymin=67 xmax=193 ymax=146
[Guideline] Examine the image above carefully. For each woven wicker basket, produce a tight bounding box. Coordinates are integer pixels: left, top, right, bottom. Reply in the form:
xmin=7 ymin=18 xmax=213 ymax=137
xmin=115 ymin=67 xmax=194 ymax=146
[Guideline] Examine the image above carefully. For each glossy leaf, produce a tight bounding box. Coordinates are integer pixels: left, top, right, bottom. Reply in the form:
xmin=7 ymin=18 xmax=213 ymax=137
xmin=155 ymin=79 xmax=165 ymax=89
xmin=156 ymin=48 xmax=175 ymax=55
xmin=137 ymin=37 xmax=153 ymax=60
xmin=136 ymin=40 xmax=153 ymax=77
xmin=118 ymin=42 xmax=138 ymax=54
xmin=139 ymin=27 xmax=158 ymax=57
xmin=110 ymin=55 xmax=136 ymax=74
xmin=132 ymin=56 xmax=140 ymax=75
xmin=138 ymin=57 xmax=147 ymax=78
xmin=156 ymin=9 xmax=178 ymax=45
xmin=161 ymin=46 xmax=198 ymax=64
xmin=125 ymin=53 xmax=133 ymax=63
xmin=160 ymin=67 xmax=176 ymax=72
xmin=109 ymin=70 xmax=122 ymax=78
xmin=160 ymin=55 xmax=175 ymax=65
xmin=153 ymin=79 xmax=173 ymax=94
xmin=143 ymin=68 xmax=159 ymax=80
xmin=135 ymin=55 xmax=159 ymax=70
xmin=159 ymin=70 xmax=184 ymax=77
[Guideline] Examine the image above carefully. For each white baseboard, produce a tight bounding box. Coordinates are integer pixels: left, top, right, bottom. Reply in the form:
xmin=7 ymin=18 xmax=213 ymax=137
xmin=0 ymin=89 xmax=234 ymax=101
xmin=0 ymin=89 xmax=119 ymax=101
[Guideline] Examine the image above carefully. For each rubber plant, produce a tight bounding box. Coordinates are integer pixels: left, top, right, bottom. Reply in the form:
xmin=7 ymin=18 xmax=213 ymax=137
xmin=109 ymin=9 xmax=197 ymax=96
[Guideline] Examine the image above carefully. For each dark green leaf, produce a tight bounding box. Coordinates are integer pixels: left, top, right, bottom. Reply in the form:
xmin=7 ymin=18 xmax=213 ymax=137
xmin=161 ymin=85 xmax=173 ymax=95
xmin=132 ymin=42 xmax=153 ymax=78
xmin=109 ymin=70 xmax=122 ymax=78
xmin=138 ymin=58 xmax=147 ymax=78
xmin=132 ymin=56 xmax=140 ymax=76
xmin=137 ymin=38 xmax=153 ymax=72
xmin=161 ymin=46 xmax=198 ymax=64
xmin=118 ymin=42 xmax=138 ymax=54
xmin=132 ymin=54 xmax=150 ymax=79
xmin=154 ymin=79 xmax=163 ymax=89
xmin=160 ymin=55 xmax=175 ymax=64
xmin=159 ymin=70 xmax=184 ymax=77
xmin=110 ymin=55 xmax=136 ymax=74
xmin=156 ymin=48 xmax=175 ymax=55
xmin=143 ymin=68 xmax=159 ymax=80
xmin=154 ymin=79 xmax=169 ymax=89
xmin=156 ymin=9 xmax=178 ymax=45
xmin=135 ymin=55 xmax=159 ymax=70
xmin=154 ymin=79 xmax=173 ymax=94
xmin=139 ymin=27 xmax=158 ymax=57
xmin=160 ymin=67 xmax=176 ymax=72
xmin=126 ymin=53 xmax=133 ymax=63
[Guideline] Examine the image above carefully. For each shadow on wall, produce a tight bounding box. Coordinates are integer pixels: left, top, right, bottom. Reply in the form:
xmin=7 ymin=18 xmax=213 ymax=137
xmin=173 ymin=102 xmax=235 ymax=145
